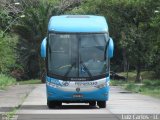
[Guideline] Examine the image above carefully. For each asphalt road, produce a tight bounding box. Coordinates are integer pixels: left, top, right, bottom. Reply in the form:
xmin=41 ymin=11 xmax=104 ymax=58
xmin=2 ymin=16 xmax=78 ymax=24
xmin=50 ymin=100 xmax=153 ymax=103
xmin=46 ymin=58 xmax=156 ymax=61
xmin=14 ymin=84 xmax=160 ymax=120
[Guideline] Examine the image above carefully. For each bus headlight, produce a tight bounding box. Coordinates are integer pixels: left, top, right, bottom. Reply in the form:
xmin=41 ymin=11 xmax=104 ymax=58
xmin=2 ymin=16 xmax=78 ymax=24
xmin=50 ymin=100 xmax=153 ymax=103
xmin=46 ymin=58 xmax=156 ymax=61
xmin=95 ymin=81 xmax=109 ymax=88
xmin=46 ymin=81 xmax=61 ymax=88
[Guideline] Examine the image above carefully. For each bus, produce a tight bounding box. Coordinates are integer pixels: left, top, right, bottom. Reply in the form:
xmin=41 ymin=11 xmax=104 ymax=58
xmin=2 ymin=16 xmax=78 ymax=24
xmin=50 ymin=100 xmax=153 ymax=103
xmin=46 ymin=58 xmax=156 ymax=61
xmin=40 ymin=15 xmax=114 ymax=108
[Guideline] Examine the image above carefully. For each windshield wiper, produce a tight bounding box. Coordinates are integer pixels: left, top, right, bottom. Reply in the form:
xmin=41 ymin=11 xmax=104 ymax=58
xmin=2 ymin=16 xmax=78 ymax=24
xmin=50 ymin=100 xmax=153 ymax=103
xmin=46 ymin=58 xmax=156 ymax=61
xmin=80 ymin=60 xmax=93 ymax=78
xmin=64 ymin=61 xmax=93 ymax=78
xmin=64 ymin=62 xmax=76 ymax=77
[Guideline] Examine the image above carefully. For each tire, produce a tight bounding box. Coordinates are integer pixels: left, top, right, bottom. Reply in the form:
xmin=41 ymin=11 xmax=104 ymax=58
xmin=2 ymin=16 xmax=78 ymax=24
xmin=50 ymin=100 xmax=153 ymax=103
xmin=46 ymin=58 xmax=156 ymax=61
xmin=47 ymin=101 xmax=62 ymax=109
xmin=47 ymin=100 xmax=56 ymax=109
xmin=89 ymin=101 xmax=96 ymax=107
xmin=41 ymin=72 xmax=46 ymax=83
xmin=97 ymin=101 xmax=106 ymax=108
xmin=56 ymin=101 xmax=62 ymax=106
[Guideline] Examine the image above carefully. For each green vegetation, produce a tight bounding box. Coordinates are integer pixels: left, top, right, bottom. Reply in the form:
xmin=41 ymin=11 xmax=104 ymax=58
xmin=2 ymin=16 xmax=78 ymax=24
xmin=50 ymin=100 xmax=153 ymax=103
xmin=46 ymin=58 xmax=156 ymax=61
xmin=124 ymin=80 xmax=160 ymax=98
xmin=0 ymin=74 xmax=16 ymax=89
xmin=13 ymin=1 xmax=53 ymax=79
xmin=110 ymin=80 xmax=127 ymax=86
xmin=68 ymin=0 xmax=160 ymax=82
xmin=0 ymin=33 xmax=18 ymax=74
xmin=5 ymin=108 xmax=17 ymax=120
xmin=0 ymin=0 xmax=160 ymax=84
xmin=111 ymin=71 xmax=160 ymax=98
xmin=4 ymin=89 xmax=30 ymax=120
xmin=0 ymin=0 xmax=83 ymax=80
xmin=0 ymin=74 xmax=40 ymax=89
xmin=18 ymin=79 xmax=41 ymax=85
xmin=118 ymin=71 xmax=155 ymax=81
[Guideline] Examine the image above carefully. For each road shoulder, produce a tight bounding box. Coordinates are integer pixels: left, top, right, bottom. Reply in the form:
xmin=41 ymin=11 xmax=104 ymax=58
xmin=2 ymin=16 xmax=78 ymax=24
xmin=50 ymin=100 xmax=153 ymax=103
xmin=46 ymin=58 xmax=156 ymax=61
xmin=0 ymin=84 xmax=35 ymax=113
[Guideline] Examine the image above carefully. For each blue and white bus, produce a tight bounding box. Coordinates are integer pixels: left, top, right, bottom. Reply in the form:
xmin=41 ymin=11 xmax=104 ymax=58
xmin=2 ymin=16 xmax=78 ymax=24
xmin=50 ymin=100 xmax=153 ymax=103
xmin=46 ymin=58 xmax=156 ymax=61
xmin=41 ymin=15 xmax=114 ymax=108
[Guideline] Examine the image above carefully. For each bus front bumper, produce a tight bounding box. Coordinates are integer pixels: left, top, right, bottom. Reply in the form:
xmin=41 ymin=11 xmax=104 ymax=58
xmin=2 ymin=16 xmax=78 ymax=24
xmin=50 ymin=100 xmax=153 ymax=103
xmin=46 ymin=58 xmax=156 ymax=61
xmin=46 ymin=84 xmax=109 ymax=102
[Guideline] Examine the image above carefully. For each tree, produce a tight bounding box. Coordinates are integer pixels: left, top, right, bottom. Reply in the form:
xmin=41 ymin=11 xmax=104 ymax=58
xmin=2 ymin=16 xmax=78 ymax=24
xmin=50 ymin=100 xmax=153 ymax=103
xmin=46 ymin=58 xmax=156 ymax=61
xmin=0 ymin=1 xmax=20 ymax=75
xmin=148 ymin=7 xmax=160 ymax=78
xmin=12 ymin=0 xmax=52 ymax=79
xmin=67 ymin=0 xmax=159 ymax=82
xmin=112 ymin=0 xmax=157 ymax=82
xmin=0 ymin=32 xmax=18 ymax=74
xmin=12 ymin=0 xmax=84 ymax=79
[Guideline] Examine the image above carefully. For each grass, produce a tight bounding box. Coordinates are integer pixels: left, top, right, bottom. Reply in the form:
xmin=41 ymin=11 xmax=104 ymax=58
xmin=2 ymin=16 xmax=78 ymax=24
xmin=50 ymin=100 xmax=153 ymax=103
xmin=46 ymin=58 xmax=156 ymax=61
xmin=118 ymin=71 xmax=155 ymax=81
xmin=111 ymin=71 xmax=160 ymax=99
xmin=124 ymin=80 xmax=160 ymax=98
xmin=5 ymin=108 xmax=17 ymax=120
xmin=110 ymin=80 xmax=127 ymax=86
xmin=0 ymin=74 xmax=16 ymax=89
xmin=0 ymin=74 xmax=41 ymax=89
xmin=4 ymin=90 xmax=30 ymax=120
xmin=18 ymin=79 xmax=41 ymax=85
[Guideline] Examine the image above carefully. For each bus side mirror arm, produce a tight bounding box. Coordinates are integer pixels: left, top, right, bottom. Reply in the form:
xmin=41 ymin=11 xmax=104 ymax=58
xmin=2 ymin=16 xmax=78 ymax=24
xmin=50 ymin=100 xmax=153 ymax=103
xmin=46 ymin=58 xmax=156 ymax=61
xmin=108 ymin=37 xmax=114 ymax=58
xmin=41 ymin=37 xmax=47 ymax=58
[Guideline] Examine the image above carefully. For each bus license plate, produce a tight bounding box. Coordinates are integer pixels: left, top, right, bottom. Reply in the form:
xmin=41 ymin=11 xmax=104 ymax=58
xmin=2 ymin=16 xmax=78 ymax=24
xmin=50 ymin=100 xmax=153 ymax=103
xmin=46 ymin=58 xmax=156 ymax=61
xmin=73 ymin=94 xmax=83 ymax=98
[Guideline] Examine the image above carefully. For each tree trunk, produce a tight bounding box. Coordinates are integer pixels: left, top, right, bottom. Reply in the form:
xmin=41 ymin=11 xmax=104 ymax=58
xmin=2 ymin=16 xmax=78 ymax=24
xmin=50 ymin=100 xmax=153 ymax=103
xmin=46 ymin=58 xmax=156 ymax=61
xmin=28 ymin=55 xmax=40 ymax=79
xmin=126 ymin=62 xmax=129 ymax=81
xmin=135 ymin=63 xmax=142 ymax=83
xmin=122 ymin=48 xmax=128 ymax=72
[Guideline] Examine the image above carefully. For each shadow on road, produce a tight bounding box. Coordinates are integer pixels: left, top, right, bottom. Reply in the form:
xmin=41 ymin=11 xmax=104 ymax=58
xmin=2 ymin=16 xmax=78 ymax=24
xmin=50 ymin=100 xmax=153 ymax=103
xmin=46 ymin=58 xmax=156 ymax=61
xmin=20 ymin=105 xmax=99 ymax=110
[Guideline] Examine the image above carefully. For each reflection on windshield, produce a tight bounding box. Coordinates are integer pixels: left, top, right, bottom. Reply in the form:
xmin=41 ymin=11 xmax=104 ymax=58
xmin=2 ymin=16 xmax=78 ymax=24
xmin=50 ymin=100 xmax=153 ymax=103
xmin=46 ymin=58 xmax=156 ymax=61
xmin=48 ymin=33 xmax=109 ymax=80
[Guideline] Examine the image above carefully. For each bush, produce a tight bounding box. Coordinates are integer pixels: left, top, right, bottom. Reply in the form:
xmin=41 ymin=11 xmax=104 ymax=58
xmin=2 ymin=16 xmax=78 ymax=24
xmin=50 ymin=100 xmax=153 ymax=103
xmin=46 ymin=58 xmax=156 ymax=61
xmin=143 ymin=80 xmax=153 ymax=86
xmin=124 ymin=83 xmax=136 ymax=90
xmin=0 ymin=32 xmax=18 ymax=74
xmin=124 ymin=83 xmax=141 ymax=93
xmin=0 ymin=74 xmax=16 ymax=89
xmin=143 ymin=80 xmax=160 ymax=87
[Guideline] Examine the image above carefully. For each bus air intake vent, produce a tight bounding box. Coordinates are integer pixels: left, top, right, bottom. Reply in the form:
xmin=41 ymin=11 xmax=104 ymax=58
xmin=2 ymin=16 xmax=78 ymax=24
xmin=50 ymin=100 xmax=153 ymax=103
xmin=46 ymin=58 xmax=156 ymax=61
xmin=66 ymin=15 xmax=90 ymax=18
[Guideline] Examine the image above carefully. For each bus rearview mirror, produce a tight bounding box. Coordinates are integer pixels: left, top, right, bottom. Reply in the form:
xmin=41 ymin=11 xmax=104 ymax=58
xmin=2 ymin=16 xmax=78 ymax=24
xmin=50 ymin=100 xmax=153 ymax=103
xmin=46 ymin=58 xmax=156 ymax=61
xmin=41 ymin=37 xmax=47 ymax=58
xmin=108 ymin=37 xmax=114 ymax=58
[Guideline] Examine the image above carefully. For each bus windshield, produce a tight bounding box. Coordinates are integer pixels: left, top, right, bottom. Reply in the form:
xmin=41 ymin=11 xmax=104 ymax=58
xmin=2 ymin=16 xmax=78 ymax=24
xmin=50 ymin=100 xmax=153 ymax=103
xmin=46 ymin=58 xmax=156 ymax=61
xmin=48 ymin=33 xmax=109 ymax=80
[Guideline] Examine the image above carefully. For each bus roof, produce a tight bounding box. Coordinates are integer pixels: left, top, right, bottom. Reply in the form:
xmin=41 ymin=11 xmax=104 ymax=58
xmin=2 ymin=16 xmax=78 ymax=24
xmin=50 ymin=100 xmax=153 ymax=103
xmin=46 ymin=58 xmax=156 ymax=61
xmin=48 ymin=15 xmax=108 ymax=33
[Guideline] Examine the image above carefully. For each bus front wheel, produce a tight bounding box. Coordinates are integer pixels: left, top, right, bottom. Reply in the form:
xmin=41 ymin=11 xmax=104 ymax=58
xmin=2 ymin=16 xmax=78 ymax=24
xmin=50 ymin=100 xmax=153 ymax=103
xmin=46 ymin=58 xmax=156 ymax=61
xmin=47 ymin=101 xmax=55 ymax=108
xmin=97 ymin=101 xmax=106 ymax=108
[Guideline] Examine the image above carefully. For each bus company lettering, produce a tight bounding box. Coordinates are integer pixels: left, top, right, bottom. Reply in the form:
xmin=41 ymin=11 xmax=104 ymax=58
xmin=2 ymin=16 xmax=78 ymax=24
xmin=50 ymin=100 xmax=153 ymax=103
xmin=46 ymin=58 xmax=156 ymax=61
xmin=75 ymin=81 xmax=98 ymax=86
